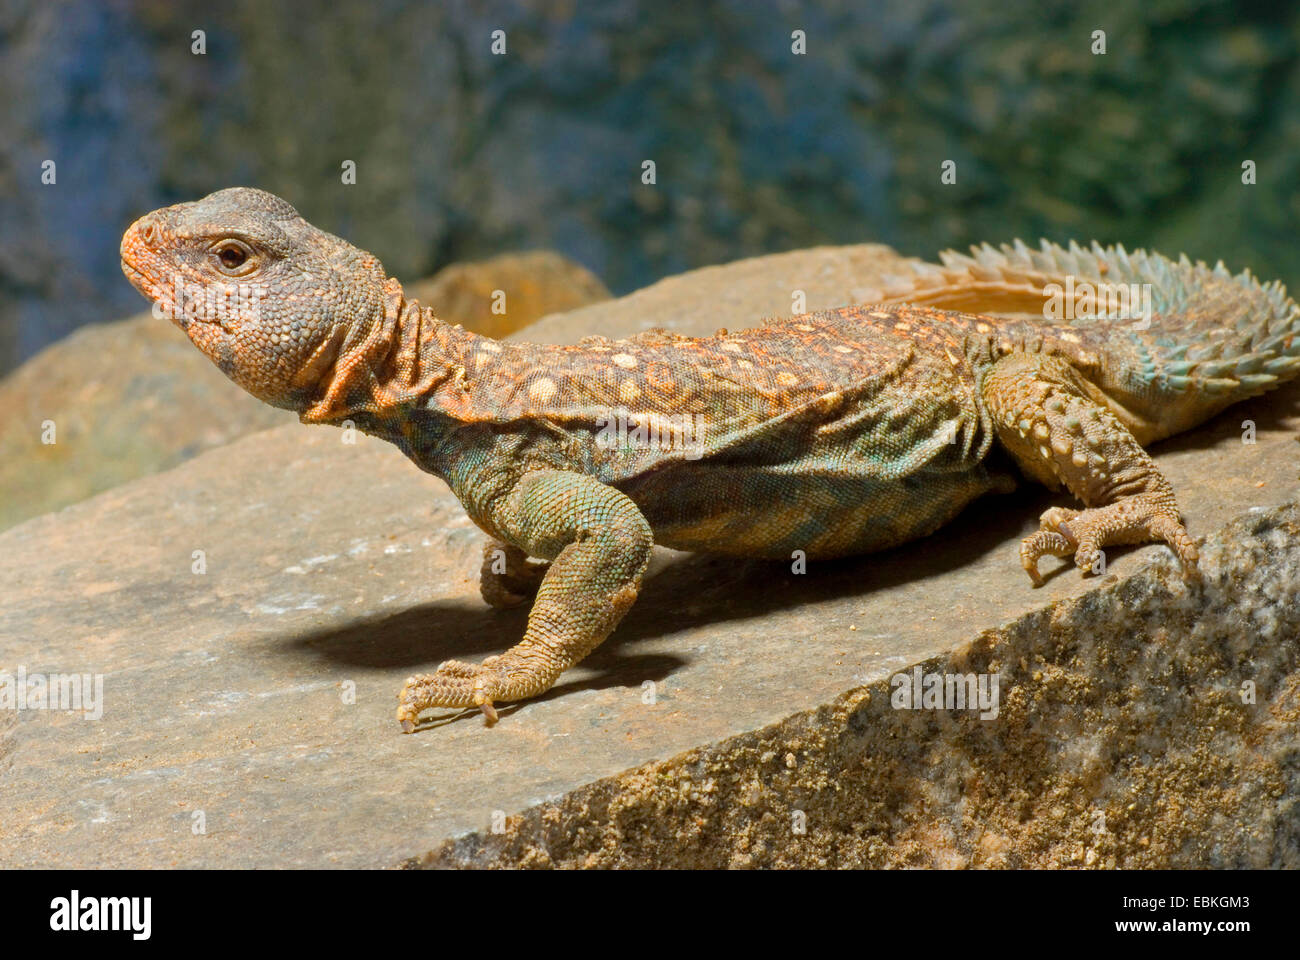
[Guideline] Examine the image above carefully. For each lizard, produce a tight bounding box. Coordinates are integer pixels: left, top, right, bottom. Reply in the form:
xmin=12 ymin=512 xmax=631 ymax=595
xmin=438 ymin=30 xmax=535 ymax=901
xmin=119 ymin=187 xmax=1300 ymax=731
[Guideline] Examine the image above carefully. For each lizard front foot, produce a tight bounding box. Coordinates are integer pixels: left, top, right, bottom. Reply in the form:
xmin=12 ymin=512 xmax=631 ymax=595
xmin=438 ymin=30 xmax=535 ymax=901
xmin=1020 ymin=500 xmax=1200 ymax=586
xmin=397 ymin=657 xmax=506 ymax=731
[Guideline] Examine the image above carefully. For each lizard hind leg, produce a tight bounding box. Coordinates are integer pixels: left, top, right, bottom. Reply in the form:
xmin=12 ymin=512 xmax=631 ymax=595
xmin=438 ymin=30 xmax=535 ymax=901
xmin=981 ymin=352 xmax=1199 ymax=586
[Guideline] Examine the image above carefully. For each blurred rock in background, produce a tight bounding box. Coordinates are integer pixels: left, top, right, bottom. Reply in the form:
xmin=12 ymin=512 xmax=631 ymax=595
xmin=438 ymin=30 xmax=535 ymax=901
xmin=4 ymin=0 xmax=1298 ymax=375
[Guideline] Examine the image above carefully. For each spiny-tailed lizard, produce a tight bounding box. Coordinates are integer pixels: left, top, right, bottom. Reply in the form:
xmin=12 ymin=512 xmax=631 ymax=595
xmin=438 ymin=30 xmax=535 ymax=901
xmin=120 ymin=188 xmax=1300 ymax=730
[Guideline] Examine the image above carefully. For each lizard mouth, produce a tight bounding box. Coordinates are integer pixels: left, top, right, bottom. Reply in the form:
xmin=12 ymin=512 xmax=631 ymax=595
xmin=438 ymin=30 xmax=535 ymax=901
xmin=120 ymin=256 xmax=166 ymax=307
xmin=121 ymin=256 xmax=189 ymax=329
xmin=122 ymin=213 xmax=196 ymax=329
xmin=120 ymin=219 xmax=175 ymax=315
xmin=119 ymin=257 xmax=152 ymax=295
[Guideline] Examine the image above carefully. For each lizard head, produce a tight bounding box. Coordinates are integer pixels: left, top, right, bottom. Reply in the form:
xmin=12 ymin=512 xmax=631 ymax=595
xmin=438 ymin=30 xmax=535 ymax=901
xmin=121 ymin=187 xmax=390 ymax=411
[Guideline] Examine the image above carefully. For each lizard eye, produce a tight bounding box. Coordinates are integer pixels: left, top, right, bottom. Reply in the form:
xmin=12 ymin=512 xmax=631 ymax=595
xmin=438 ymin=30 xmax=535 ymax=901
xmin=210 ymin=239 xmax=257 ymax=276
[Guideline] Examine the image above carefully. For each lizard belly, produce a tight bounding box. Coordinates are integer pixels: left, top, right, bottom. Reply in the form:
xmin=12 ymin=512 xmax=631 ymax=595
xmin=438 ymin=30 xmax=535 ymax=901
xmin=624 ymin=462 xmax=1004 ymax=559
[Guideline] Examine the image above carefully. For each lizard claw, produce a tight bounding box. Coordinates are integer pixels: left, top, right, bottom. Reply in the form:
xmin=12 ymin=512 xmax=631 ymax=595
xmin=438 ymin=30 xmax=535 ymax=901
xmin=1020 ymin=507 xmax=1079 ymax=585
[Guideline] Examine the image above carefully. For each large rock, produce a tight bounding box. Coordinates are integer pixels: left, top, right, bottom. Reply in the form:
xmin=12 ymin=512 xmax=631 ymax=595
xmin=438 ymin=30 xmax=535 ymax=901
xmin=422 ymin=501 xmax=1300 ymax=868
xmin=0 ymin=252 xmax=609 ymax=532
xmin=1 ymin=244 xmax=1297 ymax=868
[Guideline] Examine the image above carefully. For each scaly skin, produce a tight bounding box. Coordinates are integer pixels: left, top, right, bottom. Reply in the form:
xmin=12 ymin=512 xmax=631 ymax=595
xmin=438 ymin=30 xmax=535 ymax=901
xmin=120 ymin=188 xmax=1300 ymax=730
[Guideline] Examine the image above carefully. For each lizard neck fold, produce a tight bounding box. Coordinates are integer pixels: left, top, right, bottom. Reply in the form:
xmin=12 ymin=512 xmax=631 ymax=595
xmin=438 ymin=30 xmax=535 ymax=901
xmin=299 ymin=277 xmax=485 ymax=424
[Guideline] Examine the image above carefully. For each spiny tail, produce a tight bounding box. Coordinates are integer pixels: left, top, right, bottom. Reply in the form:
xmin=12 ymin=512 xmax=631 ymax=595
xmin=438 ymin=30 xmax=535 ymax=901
xmin=863 ymin=238 xmax=1300 ymax=436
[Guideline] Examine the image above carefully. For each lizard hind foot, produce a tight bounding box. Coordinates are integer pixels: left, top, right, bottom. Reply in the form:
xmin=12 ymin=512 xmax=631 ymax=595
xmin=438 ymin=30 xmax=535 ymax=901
xmin=1020 ymin=500 xmax=1200 ymax=586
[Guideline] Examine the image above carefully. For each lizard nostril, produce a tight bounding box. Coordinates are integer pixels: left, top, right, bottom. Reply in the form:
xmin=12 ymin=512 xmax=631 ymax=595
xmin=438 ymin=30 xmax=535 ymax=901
xmin=128 ymin=214 xmax=162 ymax=249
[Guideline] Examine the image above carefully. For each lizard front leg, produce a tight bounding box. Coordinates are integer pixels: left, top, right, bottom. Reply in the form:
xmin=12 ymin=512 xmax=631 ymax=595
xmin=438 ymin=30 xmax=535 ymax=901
xmin=397 ymin=470 xmax=653 ymax=730
xmin=981 ymin=352 xmax=1200 ymax=585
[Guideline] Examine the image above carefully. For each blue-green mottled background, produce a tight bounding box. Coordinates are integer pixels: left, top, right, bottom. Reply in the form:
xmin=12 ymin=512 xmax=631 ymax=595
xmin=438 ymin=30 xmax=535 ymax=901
xmin=2 ymin=0 xmax=1297 ymax=373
